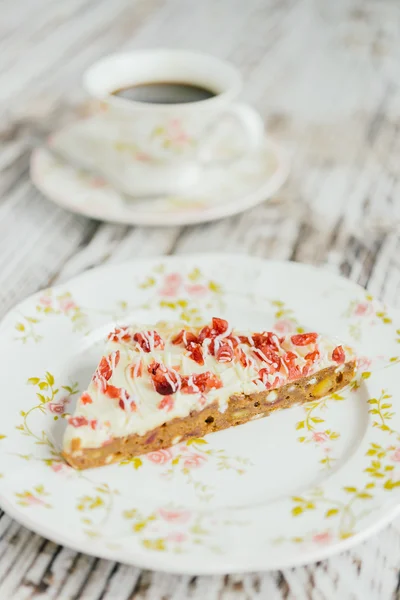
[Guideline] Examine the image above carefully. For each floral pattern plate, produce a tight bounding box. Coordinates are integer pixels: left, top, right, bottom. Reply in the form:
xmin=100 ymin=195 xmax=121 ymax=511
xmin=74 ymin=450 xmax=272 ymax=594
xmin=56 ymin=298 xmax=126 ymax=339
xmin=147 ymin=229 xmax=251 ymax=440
xmin=0 ymin=255 xmax=399 ymax=574
xmin=30 ymin=120 xmax=288 ymax=226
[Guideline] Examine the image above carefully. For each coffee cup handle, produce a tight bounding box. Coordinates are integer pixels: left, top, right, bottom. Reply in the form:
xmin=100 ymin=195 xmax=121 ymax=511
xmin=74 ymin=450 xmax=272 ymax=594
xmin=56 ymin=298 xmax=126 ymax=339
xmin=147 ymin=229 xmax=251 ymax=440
xmin=198 ymin=103 xmax=264 ymax=164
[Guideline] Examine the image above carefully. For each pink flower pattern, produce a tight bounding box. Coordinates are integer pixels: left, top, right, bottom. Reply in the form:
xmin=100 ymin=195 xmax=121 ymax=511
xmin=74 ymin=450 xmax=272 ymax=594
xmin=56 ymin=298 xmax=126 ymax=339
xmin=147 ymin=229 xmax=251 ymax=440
xmin=90 ymin=176 xmax=107 ymax=188
xmin=47 ymin=397 xmax=69 ymax=414
xmin=312 ymin=432 xmax=329 ymax=444
xmin=159 ymin=273 xmax=183 ymax=297
xmin=185 ymin=284 xmax=208 ymax=298
xmin=183 ymin=453 xmax=207 ymax=469
xmin=167 ymin=119 xmax=191 ymax=146
xmin=167 ymin=532 xmax=187 ymax=543
xmin=391 ymin=448 xmax=400 ymax=462
xmin=274 ymin=319 xmax=295 ymax=334
xmin=312 ymin=531 xmax=332 ymax=544
xmin=147 ymin=449 xmax=173 ymax=465
xmin=354 ymin=302 xmax=374 ymax=317
xmin=51 ymin=463 xmax=64 ymax=473
xmin=24 ymin=493 xmax=46 ymax=507
xmin=356 ymin=356 xmax=372 ymax=372
xmin=39 ymin=296 xmax=52 ymax=307
xmin=158 ymin=508 xmax=191 ymax=523
xmin=59 ymin=298 xmax=77 ymax=313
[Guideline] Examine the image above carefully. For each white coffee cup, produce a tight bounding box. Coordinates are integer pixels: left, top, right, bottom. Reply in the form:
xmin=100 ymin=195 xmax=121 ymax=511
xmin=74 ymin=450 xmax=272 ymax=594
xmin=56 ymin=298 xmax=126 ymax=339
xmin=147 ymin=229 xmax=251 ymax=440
xmin=83 ymin=49 xmax=264 ymax=196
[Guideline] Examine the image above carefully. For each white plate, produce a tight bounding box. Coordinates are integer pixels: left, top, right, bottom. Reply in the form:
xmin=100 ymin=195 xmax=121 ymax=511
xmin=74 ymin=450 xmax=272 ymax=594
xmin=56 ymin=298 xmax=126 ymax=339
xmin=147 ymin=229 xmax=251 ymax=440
xmin=0 ymin=255 xmax=399 ymax=574
xmin=30 ymin=120 xmax=288 ymax=226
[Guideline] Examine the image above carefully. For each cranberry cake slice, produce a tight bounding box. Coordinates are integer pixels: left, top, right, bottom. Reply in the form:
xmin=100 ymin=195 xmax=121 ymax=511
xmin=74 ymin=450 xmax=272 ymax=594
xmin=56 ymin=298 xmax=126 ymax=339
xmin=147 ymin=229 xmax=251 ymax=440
xmin=62 ymin=318 xmax=356 ymax=469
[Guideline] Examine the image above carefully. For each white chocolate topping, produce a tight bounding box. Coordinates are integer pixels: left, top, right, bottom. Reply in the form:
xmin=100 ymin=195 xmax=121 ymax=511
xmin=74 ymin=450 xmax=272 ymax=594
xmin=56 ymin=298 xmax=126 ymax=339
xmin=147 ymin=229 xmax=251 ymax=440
xmin=63 ymin=319 xmax=354 ymax=452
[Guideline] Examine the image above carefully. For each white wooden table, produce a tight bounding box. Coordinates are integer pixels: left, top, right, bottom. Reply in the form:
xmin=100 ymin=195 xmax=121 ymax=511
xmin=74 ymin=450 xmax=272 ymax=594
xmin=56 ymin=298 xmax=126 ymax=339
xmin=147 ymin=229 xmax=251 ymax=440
xmin=1 ymin=0 xmax=400 ymax=597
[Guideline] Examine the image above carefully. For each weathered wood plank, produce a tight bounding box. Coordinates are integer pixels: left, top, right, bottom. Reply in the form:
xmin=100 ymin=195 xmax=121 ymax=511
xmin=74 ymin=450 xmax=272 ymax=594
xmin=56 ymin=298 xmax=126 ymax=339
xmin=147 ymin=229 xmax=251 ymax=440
xmin=0 ymin=0 xmax=400 ymax=598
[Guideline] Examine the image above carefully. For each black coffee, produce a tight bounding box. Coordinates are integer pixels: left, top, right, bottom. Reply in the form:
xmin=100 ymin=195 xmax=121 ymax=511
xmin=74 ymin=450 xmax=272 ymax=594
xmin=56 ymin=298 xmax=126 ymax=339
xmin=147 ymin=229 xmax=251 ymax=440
xmin=111 ymin=82 xmax=216 ymax=104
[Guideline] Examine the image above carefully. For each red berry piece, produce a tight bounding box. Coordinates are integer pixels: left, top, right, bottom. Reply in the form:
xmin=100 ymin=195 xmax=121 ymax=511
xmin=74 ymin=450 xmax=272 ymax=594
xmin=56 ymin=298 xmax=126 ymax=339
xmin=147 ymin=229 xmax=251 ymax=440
xmin=118 ymin=389 xmax=137 ymax=411
xmin=305 ymin=350 xmax=320 ymax=362
xmin=158 ymin=395 xmax=175 ymax=411
xmin=216 ymin=343 xmax=234 ymax=363
xmin=284 ymin=352 xmax=302 ymax=380
xmin=108 ymin=326 xmax=132 ymax=343
xmin=172 ymin=330 xmax=198 ymax=346
xmin=104 ymin=384 xmax=121 ymax=399
xmin=291 ymin=333 xmax=318 ymax=346
xmin=133 ymin=331 xmax=165 ymax=352
xmin=239 ymin=335 xmax=253 ymax=346
xmin=148 ymin=361 xmax=181 ymax=395
xmin=172 ymin=330 xmax=184 ymax=345
xmin=97 ymin=350 xmax=120 ymax=381
xmin=235 ymin=346 xmax=251 ymax=367
xmin=68 ymin=416 xmax=88 ymax=428
xmin=254 ymin=345 xmax=281 ymax=372
xmin=129 ymin=360 xmax=143 ymax=378
xmin=80 ymin=392 xmax=92 ymax=405
xmin=186 ymin=342 xmax=204 ymax=365
xmin=332 ymin=345 xmax=345 ymax=364
xmin=225 ymin=335 xmax=239 ymax=349
xmin=198 ymin=325 xmax=212 ymax=343
xmin=211 ymin=317 xmax=229 ymax=335
xmin=181 ymin=372 xmax=222 ymax=394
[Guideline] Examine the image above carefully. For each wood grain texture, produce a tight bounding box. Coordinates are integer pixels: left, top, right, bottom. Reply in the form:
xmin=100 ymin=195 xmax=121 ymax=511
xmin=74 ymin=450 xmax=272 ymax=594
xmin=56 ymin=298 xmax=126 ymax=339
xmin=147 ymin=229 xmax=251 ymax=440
xmin=1 ymin=0 xmax=400 ymax=597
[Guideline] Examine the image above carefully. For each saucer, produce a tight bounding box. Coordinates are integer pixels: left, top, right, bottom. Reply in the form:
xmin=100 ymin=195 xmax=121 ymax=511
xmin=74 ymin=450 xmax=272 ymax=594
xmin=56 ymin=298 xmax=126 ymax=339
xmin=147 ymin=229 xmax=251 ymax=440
xmin=30 ymin=119 xmax=289 ymax=227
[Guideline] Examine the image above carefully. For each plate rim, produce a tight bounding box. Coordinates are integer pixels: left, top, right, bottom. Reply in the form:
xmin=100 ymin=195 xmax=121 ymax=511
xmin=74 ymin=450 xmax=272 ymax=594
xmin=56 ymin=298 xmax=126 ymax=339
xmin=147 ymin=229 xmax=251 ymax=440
xmin=0 ymin=490 xmax=399 ymax=575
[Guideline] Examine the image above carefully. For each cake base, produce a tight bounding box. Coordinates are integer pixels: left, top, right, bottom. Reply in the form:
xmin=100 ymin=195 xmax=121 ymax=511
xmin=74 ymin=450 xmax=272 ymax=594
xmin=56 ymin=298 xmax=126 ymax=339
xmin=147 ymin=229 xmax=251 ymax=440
xmin=63 ymin=360 xmax=356 ymax=469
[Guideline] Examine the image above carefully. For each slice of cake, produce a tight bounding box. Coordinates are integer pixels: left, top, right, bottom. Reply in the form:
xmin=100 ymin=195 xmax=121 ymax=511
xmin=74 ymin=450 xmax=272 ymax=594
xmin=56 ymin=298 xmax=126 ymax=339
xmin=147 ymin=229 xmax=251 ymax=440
xmin=62 ymin=318 xmax=356 ymax=469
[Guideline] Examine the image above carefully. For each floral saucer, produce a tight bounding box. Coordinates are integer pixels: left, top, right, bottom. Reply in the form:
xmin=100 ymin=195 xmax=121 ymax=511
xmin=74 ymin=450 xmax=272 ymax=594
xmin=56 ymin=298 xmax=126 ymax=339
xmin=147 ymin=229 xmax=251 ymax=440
xmin=0 ymin=255 xmax=399 ymax=574
xmin=30 ymin=116 xmax=288 ymax=226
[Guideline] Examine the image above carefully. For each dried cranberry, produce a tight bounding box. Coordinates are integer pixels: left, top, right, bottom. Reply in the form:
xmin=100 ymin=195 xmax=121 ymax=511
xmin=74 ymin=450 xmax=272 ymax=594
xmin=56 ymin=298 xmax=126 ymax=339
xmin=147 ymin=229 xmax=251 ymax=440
xmin=119 ymin=389 xmax=137 ymax=411
xmin=186 ymin=342 xmax=204 ymax=365
xmin=254 ymin=345 xmax=281 ymax=371
xmin=211 ymin=317 xmax=228 ymax=335
xmin=258 ymin=370 xmax=280 ymax=390
xmin=68 ymin=416 xmax=88 ymax=427
xmin=148 ymin=361 xmax=181 ymax=395
xmin=291 ymin=333 xmax=318 ymax=346
xmin=216 ymin=343 xmax=234 ymax=363
xmin=80 ymin=392 xmax=92 ymax=405
xmin=305 ymin=350 xmax=320 ymax=362
xmin=239 ymin=335 xmax=253 ymax=346
xmin=97 ymin=350 xmax=120 ymax=381
xmin=129 ymin=360 xmax=143 ymax=378
xmin=284 ymin=352 xmax=302 ymax=380
xmin=252 ymin=333 xmax=267 ymax=348
xmin=172 ymin=330 xmax=184 ymax=345
xmin=133 ymin=331 xmax=165 ymax=352
xmin=199 ymin=318 xmax=229 ymax=343
xmin=172 ymin=330 xmax=198 ymax=346
xmin=332 ymin=345 xmax=345 ymax=364
xmin=198 ymin=325 xmax=212 ymax=343
xmin=108 ymin=327 xmax=132 ymax=343
xmin=158 ymin=395 xmax=175 ymax=411
xmin=225 ymin=335 xmax=239 ymax=349
xmin=104 ymin=384 xmax=121 ymax=399
xmin=265 ymin=332 xmax=281 ymax=351
xmin=207 ymin=338 xmax=216 ymax=355
xmin=236 ymin=347 xmax=251 ymax=367
xmin=302 ymin=363 xmax=311 ymax=376
xmin=181 ymin=372 xmax=222 ymax=394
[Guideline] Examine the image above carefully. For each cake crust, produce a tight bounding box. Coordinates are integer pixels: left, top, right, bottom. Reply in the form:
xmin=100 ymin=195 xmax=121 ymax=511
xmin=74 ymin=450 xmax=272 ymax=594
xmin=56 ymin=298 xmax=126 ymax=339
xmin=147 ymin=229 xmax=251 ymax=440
xmin=63 ymin=360 xmax=356 ymax=470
